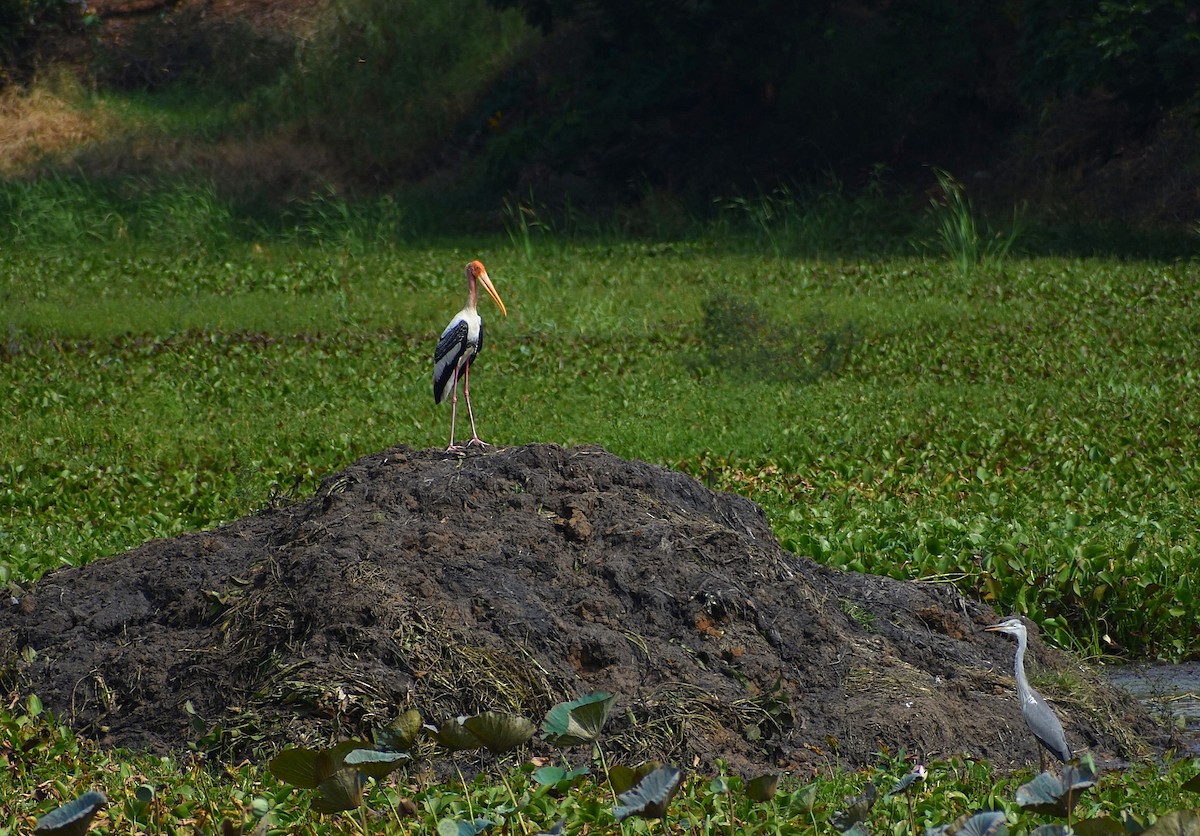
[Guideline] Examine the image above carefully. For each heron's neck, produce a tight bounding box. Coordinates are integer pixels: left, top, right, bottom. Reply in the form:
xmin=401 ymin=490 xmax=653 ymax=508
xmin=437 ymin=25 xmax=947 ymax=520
xmin=1013 ymin=634 xmax=1029 ymax=688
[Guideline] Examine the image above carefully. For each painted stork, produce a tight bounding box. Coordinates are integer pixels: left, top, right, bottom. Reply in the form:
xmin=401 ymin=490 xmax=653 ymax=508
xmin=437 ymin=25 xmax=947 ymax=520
xmin=433 ymin=260 xmax=507 ymax=450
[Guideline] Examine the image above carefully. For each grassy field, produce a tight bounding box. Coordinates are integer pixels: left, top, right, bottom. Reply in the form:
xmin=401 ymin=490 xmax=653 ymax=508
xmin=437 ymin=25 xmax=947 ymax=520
xmin=3 ymin=215 xmax=1200 ymax=832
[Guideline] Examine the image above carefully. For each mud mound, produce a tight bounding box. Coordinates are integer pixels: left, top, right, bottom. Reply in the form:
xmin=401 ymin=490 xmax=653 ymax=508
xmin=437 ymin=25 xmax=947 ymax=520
xmin=0 ymin=445 xmax=1164 ymax=773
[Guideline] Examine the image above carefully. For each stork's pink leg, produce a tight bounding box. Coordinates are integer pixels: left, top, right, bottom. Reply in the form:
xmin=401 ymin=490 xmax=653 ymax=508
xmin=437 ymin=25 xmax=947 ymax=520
xmin=463 ymin=362 xmax=487 ymax=446
xmin=446 ymin=367 xmax=463 ymax=451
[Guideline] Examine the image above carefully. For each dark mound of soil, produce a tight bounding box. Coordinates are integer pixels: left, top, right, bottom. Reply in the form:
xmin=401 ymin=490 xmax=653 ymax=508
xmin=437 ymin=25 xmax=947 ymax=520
xmin=0 ymin=445 xmax=1165 ymax=773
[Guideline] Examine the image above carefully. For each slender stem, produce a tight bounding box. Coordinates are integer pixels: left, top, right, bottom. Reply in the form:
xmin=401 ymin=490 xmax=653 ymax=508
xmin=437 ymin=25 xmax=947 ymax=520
xmin=498 ymin=769 xmax=531 ymax=836
xmin=454 ymin=760 xmax=477 ymax=823
xmin=596 ymin=743 xmax=617 ymax=802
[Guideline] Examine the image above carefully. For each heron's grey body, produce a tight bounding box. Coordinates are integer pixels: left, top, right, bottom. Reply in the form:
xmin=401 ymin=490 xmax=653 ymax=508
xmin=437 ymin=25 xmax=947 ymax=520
xmin=985 ymin=617 xmax=1072 ymax=769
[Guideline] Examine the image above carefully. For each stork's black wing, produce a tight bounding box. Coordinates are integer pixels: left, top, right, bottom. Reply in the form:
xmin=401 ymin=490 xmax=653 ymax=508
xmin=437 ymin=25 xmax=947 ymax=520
xmin=433 ymin=319 xmax=470 ymax=403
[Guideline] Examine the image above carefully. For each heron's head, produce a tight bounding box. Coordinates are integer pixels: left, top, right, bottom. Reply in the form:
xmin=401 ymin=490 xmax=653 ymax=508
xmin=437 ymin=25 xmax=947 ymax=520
xmin=466 ymin=260 xmax=507 ymax=316
xmin=984 ymin=616 xmax=1027 ymax=638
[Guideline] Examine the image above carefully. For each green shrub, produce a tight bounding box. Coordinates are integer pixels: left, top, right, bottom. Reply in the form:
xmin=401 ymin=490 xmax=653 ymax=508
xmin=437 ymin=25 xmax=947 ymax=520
xmin=0 ymin=0 xmax=88 ymax=85
xmin=276 ymin=0 xmax=537 ymax=180
xmin=86 ymin=5 xmax=294 ymax=93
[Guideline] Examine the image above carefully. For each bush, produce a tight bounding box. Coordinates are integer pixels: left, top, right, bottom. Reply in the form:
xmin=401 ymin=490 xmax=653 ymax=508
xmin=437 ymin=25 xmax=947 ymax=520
xmin=1018 ymin=0 xmax=1200 ymax=111
xmin=276 ymin=0 xmax=537 ymax=180
xmin=88 ymin=7 xmax=295 ymax=94
xmin=0 ymin=0 xmax=88 ymax=86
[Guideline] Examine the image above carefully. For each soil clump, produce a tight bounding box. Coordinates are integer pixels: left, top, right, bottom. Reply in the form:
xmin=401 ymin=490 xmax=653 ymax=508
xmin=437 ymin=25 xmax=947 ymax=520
xmin=0 ymin=444 xmax=1166 ymax=774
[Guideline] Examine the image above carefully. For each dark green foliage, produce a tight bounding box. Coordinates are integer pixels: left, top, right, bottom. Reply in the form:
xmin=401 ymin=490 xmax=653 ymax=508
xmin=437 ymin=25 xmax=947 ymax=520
xmin=6 ymin=693 xmax=1200 ymax=835
xmin=832 ymin=781 xmax=878 ymax=832
xmin=926 ymin=811 xmax=1008 ymax=836
xmin=437 ymin=817 xmax=494 ymax=836
xmin=278 ymin=0 xmax=535 ymax=180
xmin=341 ymin=748 xmax=411 ymax=780
xmin=87 ymin=7 xmax=294 ymax=93
xmin=0 ymin=0 xmax=87 ymax=86
xmin=1015 ymin=758 xmax=1098 ymax=818
xmin=886 ymin=766 xmax=927 ymax=799
xmin=435 ymin=711 xmax=536 ymax=754
xmin=745 ymin=772 xmax=781 ymax=803
xmin=608 ymin=762 xmax=664 ymax=796
xmin=1018 ymin=0 xmax=1200 ymax=111
xmin=482 ymin=0 xmax=1019 ymax=193
xmin=376 ymin=708 xmax=424 ymax=752
xmin=1139 ymin=811 xmax=1200 ymax=836
xmin=697 ymin=292 xmax=856 ymax=384
xmin=532 ymin=764 xmax=590 ymax=796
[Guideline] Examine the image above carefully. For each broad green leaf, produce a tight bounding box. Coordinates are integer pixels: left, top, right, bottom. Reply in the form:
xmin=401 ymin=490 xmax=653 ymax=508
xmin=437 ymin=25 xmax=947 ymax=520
xmin=344 ymin=748 xmax=411 ymax=779
xmin=268 ymin=747 xmax=323 ymax=789
xmin=832 ymin=782 xmax=878 ymax=832
xmin=269 ymin=741 xmax=362 ymax=789
xmin=925 ymin=811 xmax=1007 ymax=836
xmin=957 ymin=812 xmax=1008 ymax=836
xmin=437 ymin=817 xmax=493 ymax=836
xmin=1030 ymin=826 xmax=1071 ymax=836
xmin=462 ymin=711 xmax=536 ymax=754
xmin=533 ymin=765 xmax=589 ymax=794
xmin=310 ymin=769 xmax=364 ymax=814
xmin=377 ymin=709 xmax=423 ymax=752
xmin=436 ymin=716 xmax=483 ymax=751
xmin=609 ymin=761 xmax=663 ymax=795
xmin=1074 ymin=818 xmax=1130 ymax=836
xmin=746 ymin=772 xmax=781 ymax=803
xmin=1016 ymin=760 xmax=1097 ymax=817
xmin=35 ymin=791 xmax=107 ymax=836
xmin=792 ymin=782 xmax=818 ymax=813
xmin=542 ymin=692 xmax=616 ymax=747
xmin=1140 ymin=811 xmax=1200 ymax=836
xmin=886 ymin=765 xmax=927 ymax=798
xmin=613 ymin=764 xmax=683 ymax=822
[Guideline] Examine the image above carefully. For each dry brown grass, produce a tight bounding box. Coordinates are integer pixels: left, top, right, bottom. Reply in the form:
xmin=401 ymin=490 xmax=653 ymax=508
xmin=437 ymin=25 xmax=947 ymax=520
xmin=0 ymin=74 xmax=340 ymax=199
xmin=0 ymin=77 xmax=117 ymax=177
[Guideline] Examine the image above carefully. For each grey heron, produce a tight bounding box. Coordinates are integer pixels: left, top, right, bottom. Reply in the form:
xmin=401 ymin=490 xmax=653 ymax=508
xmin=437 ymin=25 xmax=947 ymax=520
xmin=985 ymin=616 xmax=1072 ymax=771
xmin=433 ymin=260 xmax=507 ymax=450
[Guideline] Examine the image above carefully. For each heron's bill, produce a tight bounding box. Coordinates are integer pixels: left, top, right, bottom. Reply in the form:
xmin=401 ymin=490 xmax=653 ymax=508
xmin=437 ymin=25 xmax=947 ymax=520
xmin=480 ymin=273 xmax=507 ymax=317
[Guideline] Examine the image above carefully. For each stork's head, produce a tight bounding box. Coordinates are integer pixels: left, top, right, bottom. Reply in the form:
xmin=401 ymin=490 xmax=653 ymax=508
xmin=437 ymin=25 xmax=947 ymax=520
xmin=467 ymin=260 xmax=507 ymax=316
xmin=984 ymin=617 xmax=1027 ymax=639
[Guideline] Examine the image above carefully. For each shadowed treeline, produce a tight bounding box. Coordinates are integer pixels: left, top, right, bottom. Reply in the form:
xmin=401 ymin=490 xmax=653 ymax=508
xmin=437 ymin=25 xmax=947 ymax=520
xmin=0 ymin=0 xmax=1198 ymax=244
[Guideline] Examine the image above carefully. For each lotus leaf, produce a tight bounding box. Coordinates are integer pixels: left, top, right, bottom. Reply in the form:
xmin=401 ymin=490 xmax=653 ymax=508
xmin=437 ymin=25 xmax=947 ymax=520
xmin=35 ymin=791 xmax=107 ymax=836
xmin=463 ymin=711 xmax=536 ymax=754
xmin=344 ymin=748 xmax=411 ymax=779
xmin=613 ymin=764 xmax=683 ymax=822
xmin=747 ymin=772 xmax=781 ymax=802
xmin=542 ymin=692 xmax=616 ymax=747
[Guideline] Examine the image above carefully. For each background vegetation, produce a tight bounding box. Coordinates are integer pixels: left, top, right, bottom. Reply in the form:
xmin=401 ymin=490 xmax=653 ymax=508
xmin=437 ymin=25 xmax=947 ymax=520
xmin=2 ymin=0 xmax=1199 ymax=228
